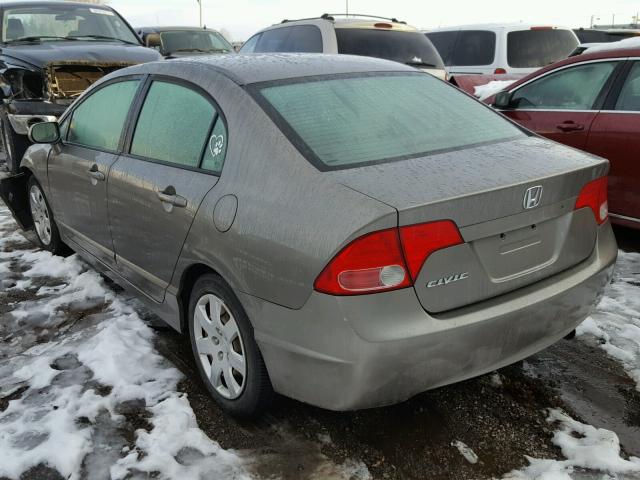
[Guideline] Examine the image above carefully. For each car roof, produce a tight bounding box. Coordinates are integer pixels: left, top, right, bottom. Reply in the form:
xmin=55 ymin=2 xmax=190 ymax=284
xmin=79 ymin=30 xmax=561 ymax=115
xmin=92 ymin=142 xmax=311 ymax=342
xmin=138 ymin=26 xmax=222 ymax=33
xmin=0 ymin=1 xmax=113 ymax=9
xmin=273 ymin=15 xmax=419 ymax=32
xmin=426 ymin=23 xmax=572 ymax=32
xmin=504 ymin=46 xmax=640 ymax=92
xmin=136 ymin=53 xmax=415 ymax=86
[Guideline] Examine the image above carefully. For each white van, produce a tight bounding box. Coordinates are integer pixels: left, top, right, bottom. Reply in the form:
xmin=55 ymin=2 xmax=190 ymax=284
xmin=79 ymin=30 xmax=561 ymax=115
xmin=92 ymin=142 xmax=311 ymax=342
xmin=424 ymin=24 xmax=579 ymax=76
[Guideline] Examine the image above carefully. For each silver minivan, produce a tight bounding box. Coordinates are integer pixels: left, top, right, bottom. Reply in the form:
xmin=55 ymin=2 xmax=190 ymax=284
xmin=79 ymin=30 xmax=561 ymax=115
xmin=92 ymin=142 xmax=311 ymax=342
xmin=425 ymin=23 xmax=579 ymax=76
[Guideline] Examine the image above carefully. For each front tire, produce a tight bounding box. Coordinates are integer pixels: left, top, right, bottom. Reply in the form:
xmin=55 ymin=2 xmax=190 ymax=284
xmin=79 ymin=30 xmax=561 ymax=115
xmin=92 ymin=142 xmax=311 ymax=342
xmin=188 ymin=274 xmax=274 ymax=417
xmin=27 ymin=176 xmax=66 ymax=255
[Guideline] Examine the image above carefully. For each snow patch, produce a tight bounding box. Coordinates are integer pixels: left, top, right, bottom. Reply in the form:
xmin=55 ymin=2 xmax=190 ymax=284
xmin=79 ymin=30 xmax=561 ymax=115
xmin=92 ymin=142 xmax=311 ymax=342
xmin=577 ymin=250 xmax=640 ymax=390
xmin=586 ymin=37 xmax=640 ymax=53
xmin=504 ymin=409 xmax=640 ymax=479
xmin=473 ymin=80 xmax=516 ymax=100
xmin=451 ymin=440 xmax=479 ymax=464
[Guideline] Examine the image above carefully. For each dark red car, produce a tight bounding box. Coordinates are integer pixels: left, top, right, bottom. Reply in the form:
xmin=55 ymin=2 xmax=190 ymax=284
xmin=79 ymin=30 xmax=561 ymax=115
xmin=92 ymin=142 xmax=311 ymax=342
xmin=488 ymin=47 xmax=640 ymax=229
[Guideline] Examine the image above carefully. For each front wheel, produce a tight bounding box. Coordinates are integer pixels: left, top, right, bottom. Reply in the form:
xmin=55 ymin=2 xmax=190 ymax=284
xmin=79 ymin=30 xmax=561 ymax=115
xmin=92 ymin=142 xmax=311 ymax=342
xmin=27 ymin=176 xmax=66 ymax=255
xmin=188 ymin=274 xmax=274 ymax=417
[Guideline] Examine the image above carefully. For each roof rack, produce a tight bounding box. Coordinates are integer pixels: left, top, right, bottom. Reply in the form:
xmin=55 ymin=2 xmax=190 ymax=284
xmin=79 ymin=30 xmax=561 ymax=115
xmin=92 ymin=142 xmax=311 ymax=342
xmin=281 ymin=13 xmax=406 ymax=25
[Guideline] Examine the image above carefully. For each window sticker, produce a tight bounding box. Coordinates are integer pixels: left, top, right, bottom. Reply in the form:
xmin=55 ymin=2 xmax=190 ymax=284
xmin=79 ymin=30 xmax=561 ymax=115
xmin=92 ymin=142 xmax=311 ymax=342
xmin=209 ymin=134 xmax=225 ymax=158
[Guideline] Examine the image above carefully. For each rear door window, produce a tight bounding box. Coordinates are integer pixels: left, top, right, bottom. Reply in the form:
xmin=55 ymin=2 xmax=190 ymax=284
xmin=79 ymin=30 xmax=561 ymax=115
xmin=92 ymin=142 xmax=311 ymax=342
xmin=511 ymin=61 xmax=617 ymax=110
xmin=615 ymin=62 xmax=640 ymax=111
xmin=131 ymin=81 xmax=216 ymax=168
xmin=254 ymin=25 xmax=322 ymax=53
xmin=450 ymin=30 xmax=495 ymax=66
xmin=424 ymin=31 xmax=458 ymax=65
xmin=336 ymin=28 xmax=444 ymax=68
xmin=68 ymin=80 xmax=139 ymax=151
xmin=255 ymin=73 xmax=523 ymax=170
xmin=507 ymin=29 xmax=578 ymax=68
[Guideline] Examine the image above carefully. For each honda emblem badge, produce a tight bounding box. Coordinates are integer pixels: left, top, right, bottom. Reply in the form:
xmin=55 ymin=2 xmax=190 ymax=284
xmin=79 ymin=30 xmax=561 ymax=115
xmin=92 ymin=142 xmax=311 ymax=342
xmin=523 ymin=185 xmax=543 ymax=209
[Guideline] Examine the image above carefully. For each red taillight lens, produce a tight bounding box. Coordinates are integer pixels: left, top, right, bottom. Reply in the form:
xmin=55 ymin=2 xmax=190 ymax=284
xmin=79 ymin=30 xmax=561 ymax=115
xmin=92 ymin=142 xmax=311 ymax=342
xmin=494 ymin=68 xmax=507 ymax=74
xmin=314 ymin=220 xmax=464 ymax=295
xmin=314 ymin=228 xmax=410 ymax=295
xmin=399 ymin=220 xmax=464 ymax=281
xmin=575 ymin=176 xmax=608 ymax=225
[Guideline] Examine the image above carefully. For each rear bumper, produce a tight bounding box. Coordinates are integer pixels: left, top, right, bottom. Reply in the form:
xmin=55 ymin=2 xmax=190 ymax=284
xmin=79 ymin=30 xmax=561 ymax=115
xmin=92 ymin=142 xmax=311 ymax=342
xmin=239 ymin=222 xmax=617 ymax=411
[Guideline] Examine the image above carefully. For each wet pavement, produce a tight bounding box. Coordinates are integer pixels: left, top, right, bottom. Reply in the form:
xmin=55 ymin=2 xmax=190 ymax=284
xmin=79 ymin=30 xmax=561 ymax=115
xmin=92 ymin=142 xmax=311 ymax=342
xmin=1 ymin=201 xmax=639 ymax=480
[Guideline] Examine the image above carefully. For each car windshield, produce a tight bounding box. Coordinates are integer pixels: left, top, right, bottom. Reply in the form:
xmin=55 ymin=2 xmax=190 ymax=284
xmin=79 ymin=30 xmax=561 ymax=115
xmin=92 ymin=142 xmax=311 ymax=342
xmin=335 ymin=28 xmax=444 ymax=68
xmin=507 ymin=29 xmax=578 ymax=68
xmin=2 ymin=5 xmax=139 ymax=44
xmin=255 ymin=73 xmax=524 ymax=170
xmin=159 ymin=30 xmax=233 ymax=54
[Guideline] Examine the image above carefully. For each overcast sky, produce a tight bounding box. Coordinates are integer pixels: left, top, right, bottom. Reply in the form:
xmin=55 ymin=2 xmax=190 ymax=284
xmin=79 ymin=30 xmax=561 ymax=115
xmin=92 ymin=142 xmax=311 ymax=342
xmin=108 ymin=0 xmax=640 ymax=41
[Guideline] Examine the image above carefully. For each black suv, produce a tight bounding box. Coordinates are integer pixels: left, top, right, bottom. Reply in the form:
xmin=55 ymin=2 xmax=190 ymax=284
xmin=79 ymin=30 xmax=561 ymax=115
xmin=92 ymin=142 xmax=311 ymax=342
xmin=0 ymin=1 xmax=161 ymax=173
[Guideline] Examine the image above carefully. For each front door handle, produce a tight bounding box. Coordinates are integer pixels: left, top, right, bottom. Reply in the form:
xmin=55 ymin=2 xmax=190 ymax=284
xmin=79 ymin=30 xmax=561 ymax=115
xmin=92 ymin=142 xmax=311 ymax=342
xmin=157 ymin=189 xmax=187 ymax=208
xmin=87 ymin=165 xmax=105 ymax=182
xmin=556 ymin=121 xmax=584 ymax=132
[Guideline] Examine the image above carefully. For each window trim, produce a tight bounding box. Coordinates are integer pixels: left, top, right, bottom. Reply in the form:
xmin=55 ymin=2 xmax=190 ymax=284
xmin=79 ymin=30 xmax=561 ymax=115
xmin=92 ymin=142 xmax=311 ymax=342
xmin=248 ymin=71 xmax=527 ymax=172
xmin=505 ymin=58 xmax=625 ymax=112
xmin=61 ymin=74 xmax=146 ymax=154
xmin=122 ymin=74 xmax=229 ymax=176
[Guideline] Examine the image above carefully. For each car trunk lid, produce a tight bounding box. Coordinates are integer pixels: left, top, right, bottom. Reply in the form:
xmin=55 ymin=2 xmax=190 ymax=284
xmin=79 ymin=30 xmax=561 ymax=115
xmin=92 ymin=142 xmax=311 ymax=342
xmin=326 ymin=136 xmax=608 ymax=312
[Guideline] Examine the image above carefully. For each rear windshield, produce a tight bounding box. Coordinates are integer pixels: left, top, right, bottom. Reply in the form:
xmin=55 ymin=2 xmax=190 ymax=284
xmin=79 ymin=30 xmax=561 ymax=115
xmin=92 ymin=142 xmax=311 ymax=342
xmin=335 ymin=28 xmax=444 ymax=68
xmin=574 ymin=29 xmax=640 ymax=43
xmin=426 ymin=30 xmax=496 ymax=66
xmin=507 ymin=30 xmax=578 ymax=68
xmin=254 ymin=73 xmax=524 ymax=170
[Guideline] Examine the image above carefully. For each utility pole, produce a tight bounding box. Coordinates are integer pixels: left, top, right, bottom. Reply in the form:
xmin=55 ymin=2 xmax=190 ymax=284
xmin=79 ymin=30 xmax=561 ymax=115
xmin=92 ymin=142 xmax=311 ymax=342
xmin=346 ymin=0 xmax=349 ymax=16
xmin=197 ymin=0 xmax=202 ymax=27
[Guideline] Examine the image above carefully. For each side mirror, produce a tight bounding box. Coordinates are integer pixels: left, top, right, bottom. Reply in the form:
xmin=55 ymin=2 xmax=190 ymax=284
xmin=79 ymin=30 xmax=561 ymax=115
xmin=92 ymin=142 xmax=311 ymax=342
xmin=29 ymin=121 xmax=60 ymax=144
xmin=494 ymin=91 xmax=514 ymax=109
xmin=145 ymin=33 xmax=162 ymax=50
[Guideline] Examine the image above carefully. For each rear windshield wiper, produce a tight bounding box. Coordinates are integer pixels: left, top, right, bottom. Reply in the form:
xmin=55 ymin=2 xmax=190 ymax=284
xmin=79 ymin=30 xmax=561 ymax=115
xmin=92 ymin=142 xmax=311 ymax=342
xmin=70 ymin=34 xmax=139 ymax=45
xmin=6 ymin=35 xmax=80 ymax=43
xmin=405 ymin=60 xmax=438 ymax=68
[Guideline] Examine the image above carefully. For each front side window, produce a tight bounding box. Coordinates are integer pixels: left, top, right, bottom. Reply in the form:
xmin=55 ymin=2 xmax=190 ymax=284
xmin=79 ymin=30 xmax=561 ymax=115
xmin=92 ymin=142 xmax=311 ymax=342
xmin=239 ymin=33 xmax=260 ymax=53
xmin=256 ymin=73 xmax=523 ymax=170
xmin=507 ymin=30 xmax=578 ymax=68
xmin=254 ymin=25 xmax=322 ymax=53
xmin=615 ymin=62 xmax=640 ymax=111
xmin=2 ymin=5 xmax=139 ymax=43
xmin=511 ymin=61 xmax=617 ymax=110
xmin=131 ymin=81 xmax=217 ymax=169
xmin=336 ymin=29 xmax=444 ymax=68
xmin=68 ymin=80 xmax=139 ymax=151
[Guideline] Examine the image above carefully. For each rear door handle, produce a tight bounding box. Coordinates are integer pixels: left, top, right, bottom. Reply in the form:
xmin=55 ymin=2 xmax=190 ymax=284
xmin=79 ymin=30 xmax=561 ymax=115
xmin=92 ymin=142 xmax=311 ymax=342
xmin=556 ymin=122 xmax=584 ymax=132
xmin=157 ymin=190 xmax=187 ymax=208
xmin=87 ymin=165 xmax=105 ymax=182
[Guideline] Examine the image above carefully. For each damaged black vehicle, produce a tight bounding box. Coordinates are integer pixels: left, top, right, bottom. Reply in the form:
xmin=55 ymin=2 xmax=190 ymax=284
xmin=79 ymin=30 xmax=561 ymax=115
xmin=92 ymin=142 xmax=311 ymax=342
xmin=0 ymin=1 xmax=161 ymax=174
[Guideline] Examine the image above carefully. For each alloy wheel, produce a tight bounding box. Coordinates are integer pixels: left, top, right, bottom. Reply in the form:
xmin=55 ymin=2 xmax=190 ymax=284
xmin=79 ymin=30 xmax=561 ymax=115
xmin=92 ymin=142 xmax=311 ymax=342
xmin=29 ymin=184 xmax=52 ymax=246
xmin=194 ymin=293 xmax=247 ymax=399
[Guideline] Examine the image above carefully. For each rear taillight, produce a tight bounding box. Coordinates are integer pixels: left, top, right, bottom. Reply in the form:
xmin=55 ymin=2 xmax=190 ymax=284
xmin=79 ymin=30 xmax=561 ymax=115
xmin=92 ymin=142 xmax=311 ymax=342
xmin=314 ymin=220 xmax=463 ymax=295
xmin=575 ymin=176 xmax=608 ymax=225
xmin=399 ymin=220 xmax=463 ymax=281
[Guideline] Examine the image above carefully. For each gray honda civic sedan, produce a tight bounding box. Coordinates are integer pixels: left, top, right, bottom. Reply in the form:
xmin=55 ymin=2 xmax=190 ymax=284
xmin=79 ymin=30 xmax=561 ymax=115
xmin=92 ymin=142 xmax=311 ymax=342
xmin=2 ymin=54 xmax=617 ymax=416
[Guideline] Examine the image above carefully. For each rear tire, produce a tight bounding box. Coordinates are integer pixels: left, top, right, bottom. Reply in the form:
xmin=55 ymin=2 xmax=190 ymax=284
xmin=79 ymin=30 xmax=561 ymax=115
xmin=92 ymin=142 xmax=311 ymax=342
xmin=188 ymin=273 xmax=274 ymax=417
xmin=27 ymin=176 xmax=67 ymax=255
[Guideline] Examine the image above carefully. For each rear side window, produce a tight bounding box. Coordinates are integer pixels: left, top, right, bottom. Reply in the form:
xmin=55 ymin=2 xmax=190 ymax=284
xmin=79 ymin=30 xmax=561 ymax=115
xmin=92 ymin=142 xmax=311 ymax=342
xmin=511 ymin=61 xmax=617 ymax=110
xmin=254 ymin=25 xmax=322 ymax=53
xmin=336 ymin=28 xmax=444 ymax=68
xmin=507 ymin=30 xmax=578 ymax=68
xmin=239 ymin=33 xmax=260 ymax=53
xmin=615 ymin=62 xmax=640 ymax=111
xmin=256 ymin=73 xmax=523 ymax=170
xmin=68 ymin=80 xmax=138 ymax=151
xmin=451 ymin=30 xmax=495 ymax=66
xmin=424 ymin=31 xmax=457 ymax=64
xmin=131 ymin=81 xmax=215 ymax=168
